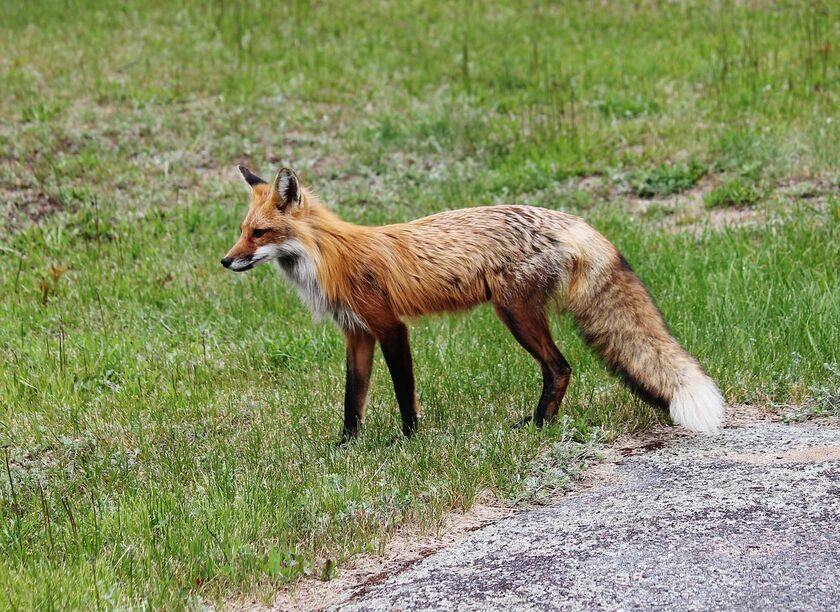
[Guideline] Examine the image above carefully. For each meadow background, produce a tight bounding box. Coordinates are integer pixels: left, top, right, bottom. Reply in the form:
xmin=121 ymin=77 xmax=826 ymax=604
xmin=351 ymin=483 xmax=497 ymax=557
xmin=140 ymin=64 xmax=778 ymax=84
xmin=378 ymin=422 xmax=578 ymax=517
xmin=1 ymin=0 xmax=838 ymax=608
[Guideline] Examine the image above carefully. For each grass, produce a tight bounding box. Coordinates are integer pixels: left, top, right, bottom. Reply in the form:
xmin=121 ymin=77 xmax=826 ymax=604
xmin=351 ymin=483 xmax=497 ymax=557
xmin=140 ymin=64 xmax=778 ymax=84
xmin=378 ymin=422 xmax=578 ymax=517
xmin=629 ymin=162 xmax=706 ymax=198
xmin=782 ymin=363 xmax=840 ymax=422
xmin=1 ymin=0 xmax=838 ymax=608
xmin=705 ymin=176 xmax=763 ymax=208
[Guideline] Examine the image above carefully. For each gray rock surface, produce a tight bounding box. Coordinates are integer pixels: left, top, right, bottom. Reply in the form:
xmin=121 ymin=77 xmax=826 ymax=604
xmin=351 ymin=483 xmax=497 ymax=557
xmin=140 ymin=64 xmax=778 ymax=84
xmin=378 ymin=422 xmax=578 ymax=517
xmin=343 ymin=422 xmax=840 ymax=611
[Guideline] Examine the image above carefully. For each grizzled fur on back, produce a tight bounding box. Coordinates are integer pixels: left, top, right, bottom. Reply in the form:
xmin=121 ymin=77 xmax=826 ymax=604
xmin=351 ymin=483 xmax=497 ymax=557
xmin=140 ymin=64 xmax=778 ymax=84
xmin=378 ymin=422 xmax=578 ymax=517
xmin=335 ymin=205 xmax=589 ymax=319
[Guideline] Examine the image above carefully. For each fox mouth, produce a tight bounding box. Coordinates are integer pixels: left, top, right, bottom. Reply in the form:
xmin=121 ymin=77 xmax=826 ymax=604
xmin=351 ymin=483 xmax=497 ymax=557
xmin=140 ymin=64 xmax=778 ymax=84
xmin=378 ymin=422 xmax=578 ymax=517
xmin=222 ymin=244 xmax=284 ymax=272
xmin=221 ymin=255 xmax=266 ymax=271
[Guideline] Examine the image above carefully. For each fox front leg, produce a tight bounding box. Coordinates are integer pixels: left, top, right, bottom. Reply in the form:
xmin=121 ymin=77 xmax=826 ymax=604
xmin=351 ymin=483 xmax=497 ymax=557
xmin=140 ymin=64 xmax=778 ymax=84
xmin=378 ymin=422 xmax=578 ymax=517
xmin=340 ymin=329 xmax=376 ymax=444
xmin=378 ymin=322 xmax=419 ymax=438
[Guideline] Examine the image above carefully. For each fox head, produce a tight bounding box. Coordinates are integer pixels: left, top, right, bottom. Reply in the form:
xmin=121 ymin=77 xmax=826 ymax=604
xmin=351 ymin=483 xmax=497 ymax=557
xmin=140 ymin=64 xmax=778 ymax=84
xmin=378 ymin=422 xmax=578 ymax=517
xmin=221 ymin=165 xmax=305 ymax=272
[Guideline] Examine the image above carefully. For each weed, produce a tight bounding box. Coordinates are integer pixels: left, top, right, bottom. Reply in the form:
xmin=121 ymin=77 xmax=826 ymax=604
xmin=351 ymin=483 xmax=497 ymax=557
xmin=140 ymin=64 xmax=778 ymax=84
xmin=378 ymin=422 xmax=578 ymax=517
xmin=705 ymin=177 xmax=762 ymax=208
xmin=782 ymin=363 xmax=840 ymax=422
xmin=595 ymin=92 xmax=660 ymax=119
xmin=629 ymin=162 xmax=706 ymax=198
xmin=640 ymin=202 xmax=676 ymax=221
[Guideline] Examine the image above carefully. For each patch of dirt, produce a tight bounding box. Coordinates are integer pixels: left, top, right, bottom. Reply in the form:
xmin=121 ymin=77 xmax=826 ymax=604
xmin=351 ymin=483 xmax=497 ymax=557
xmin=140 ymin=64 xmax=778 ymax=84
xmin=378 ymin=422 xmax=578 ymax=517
xmin=562 ymin=459 xmax=619 ymax=493
xmin=0 ymin=185 xmax=66 ymax=231
xmin=622 ymin=176 xmax=768 ymax=235
xmin=568 ymin=174 xmax=614 ymax=200
xmin=723 ymin=403 xmax=776 ymax=427
xmin=565 ymin=174 xmax=837 ymax=235
xmin=611 ymin=424 xmax=690 ymax=456
xmin=775 ymin=176 xmax=838 ymax=208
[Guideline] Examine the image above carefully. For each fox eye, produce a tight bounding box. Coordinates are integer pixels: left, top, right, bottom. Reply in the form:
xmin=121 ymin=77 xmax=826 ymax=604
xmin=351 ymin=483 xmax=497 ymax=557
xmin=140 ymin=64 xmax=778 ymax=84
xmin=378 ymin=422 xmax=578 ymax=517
xmin=252 ymin=228 xmax=267 ymax=239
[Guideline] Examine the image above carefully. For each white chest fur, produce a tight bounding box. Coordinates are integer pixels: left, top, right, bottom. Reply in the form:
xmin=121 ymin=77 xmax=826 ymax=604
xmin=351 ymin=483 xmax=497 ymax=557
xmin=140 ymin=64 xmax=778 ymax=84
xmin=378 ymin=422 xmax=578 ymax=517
xmin=261 ymin=240 xmax=365 ymax=331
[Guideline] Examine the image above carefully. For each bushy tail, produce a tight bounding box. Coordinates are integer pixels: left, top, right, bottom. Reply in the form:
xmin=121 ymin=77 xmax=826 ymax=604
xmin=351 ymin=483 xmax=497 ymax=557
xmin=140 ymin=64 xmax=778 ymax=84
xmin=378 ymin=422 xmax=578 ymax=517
xmin=566 ymin=250 xmax=724 ymax=432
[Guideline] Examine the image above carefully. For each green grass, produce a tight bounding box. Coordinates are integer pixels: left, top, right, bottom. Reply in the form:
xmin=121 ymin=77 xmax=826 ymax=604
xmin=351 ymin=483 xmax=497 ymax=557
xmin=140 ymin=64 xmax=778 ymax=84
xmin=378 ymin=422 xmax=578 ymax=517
xmin=705 ymin=176 xmax=763 ymax=208
xmin=782 ymin=363 xmax=840 ymax=422
xmin=629 ymin=161 xmax=706 ymax=198
xmin=1 ymin=0 xmax=838 ymax=608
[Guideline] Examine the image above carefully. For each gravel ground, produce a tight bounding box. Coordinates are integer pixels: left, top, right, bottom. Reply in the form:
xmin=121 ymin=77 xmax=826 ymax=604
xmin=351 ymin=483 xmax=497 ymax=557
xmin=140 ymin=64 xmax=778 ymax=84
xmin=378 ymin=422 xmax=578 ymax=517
xmin=342 ymin=421 xmax=840 ymax=611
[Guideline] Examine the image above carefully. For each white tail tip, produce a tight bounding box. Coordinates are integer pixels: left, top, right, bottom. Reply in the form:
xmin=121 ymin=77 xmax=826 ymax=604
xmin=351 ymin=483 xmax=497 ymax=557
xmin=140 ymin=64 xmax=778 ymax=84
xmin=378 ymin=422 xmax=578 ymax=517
xmin=669 ymin=374 xmax=725 ymax=433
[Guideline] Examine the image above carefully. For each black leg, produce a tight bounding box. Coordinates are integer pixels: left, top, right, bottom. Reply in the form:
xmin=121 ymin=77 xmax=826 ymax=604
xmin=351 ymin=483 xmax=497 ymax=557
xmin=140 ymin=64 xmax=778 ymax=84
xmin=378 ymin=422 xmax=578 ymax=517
xmin=494 ymin=302 xmax=572 ymax=427
xmin=340 ymin=329 xmax=376 ymax=444
xmin=378 ymin=323 xmax=419 ymax=438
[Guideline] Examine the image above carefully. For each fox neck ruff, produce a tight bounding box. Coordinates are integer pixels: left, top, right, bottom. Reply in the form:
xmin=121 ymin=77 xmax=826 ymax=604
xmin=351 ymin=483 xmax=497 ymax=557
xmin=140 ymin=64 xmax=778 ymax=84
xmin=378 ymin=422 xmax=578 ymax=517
xmin=270 ymin=221 xmax=366 ymax=331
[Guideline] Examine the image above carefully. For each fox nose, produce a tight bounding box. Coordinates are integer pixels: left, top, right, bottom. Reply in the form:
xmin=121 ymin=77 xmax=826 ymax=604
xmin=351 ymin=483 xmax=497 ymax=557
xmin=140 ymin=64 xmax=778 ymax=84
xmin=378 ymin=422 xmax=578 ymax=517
xmin=220 ymin=257 xmax=233 ymax=268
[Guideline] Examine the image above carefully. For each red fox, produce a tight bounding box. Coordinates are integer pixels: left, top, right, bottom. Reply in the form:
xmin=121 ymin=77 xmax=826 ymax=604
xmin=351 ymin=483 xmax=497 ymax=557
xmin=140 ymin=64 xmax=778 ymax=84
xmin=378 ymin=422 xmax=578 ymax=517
xmin=222 ymin=166 xmax=725 ymax=442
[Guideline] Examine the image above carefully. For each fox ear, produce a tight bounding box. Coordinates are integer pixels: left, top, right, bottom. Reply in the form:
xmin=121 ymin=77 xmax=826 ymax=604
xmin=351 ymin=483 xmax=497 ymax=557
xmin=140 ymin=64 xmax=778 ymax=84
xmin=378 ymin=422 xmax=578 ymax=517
xmin=272 ymin=167 xmax=303 ymax=210
xmin=238 ymin=165 xmax=266 ymax=189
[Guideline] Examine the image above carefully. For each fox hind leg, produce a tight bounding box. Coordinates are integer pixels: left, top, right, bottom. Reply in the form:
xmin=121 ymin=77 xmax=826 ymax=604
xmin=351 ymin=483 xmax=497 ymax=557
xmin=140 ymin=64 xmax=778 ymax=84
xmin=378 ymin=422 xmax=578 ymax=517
xmin=494 ymin=301 xmax=572 ymax=427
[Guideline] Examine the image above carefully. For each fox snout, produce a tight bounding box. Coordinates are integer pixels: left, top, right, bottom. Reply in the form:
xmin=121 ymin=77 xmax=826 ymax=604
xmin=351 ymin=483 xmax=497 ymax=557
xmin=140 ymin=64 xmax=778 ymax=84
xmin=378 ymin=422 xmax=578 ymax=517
xmin=220 ymin=255 xmax=247 ymax=269
xmin=222 ymin=243 xmax=284 ymax=272
xmin=220 ymin=251 xmax=255 ymax=272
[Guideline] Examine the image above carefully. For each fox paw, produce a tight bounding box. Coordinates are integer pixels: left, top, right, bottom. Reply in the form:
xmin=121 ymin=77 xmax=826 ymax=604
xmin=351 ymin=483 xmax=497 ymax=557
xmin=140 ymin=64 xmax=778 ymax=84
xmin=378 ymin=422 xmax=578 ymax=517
xmin=512 ymin=416 xmax=533 ymax=429
xmin=336 ymin=431 xmax=357 ymax=448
